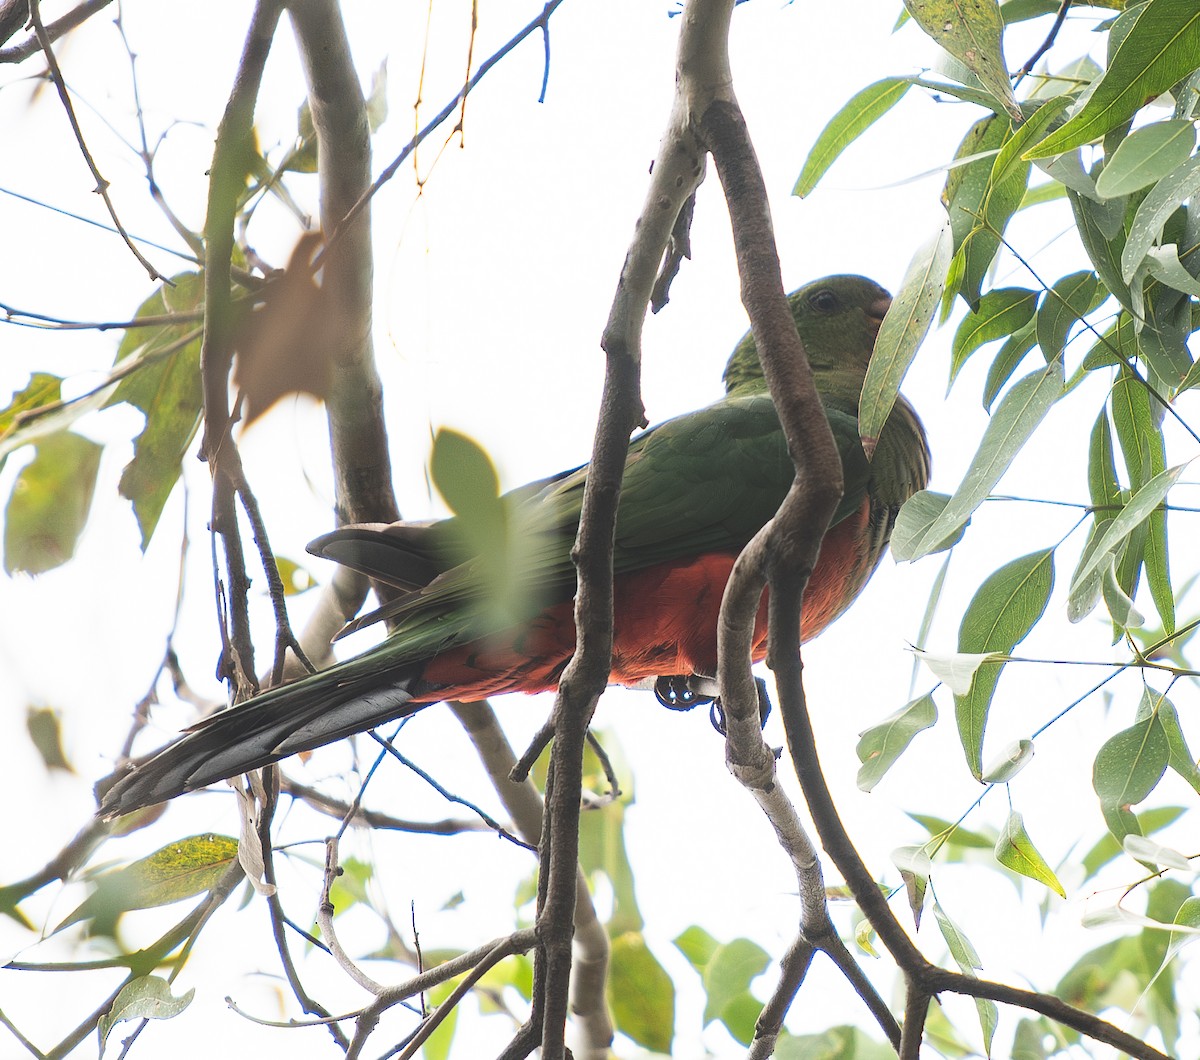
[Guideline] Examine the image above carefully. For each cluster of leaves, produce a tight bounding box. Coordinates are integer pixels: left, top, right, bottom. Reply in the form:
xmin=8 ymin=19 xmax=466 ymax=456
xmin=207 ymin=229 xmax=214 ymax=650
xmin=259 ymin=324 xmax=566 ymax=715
xmin=800 ymin=0 xmax=1200 ymax=1052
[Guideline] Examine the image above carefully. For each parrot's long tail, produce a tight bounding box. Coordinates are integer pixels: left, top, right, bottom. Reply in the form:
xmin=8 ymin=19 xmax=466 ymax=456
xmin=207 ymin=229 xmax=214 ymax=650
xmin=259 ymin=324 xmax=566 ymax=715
xmin=97 ymin=653 xmax=422 ymax=819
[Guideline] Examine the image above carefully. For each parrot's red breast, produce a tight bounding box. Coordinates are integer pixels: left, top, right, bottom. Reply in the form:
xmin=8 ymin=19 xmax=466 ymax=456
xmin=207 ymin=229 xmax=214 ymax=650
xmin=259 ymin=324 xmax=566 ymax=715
xmin=412 ymin=496 xmax=872 ymax=703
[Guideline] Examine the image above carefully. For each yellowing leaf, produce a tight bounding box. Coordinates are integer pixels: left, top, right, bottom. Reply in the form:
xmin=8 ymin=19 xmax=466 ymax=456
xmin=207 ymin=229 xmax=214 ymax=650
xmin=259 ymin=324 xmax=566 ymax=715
xmin=995 ymin=810 xmax=1066 ymax=897
xmin=3 ymin=431 xmax=102 ymax=575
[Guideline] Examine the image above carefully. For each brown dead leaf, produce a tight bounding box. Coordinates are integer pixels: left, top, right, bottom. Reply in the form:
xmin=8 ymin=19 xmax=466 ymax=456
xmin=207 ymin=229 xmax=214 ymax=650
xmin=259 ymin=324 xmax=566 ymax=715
xmin=233 ymin=232 xmax=340 ymax=425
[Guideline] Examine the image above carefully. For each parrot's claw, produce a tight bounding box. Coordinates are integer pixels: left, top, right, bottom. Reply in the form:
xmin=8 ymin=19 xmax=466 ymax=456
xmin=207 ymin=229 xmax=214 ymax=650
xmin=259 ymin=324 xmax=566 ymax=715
xmin=655 ymin=674 xmax=771 ymax=736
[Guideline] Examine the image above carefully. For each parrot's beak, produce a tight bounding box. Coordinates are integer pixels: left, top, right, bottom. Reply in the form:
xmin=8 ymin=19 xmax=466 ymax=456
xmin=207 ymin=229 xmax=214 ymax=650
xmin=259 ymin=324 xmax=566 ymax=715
xmin=866 ymin=295 xmax=892 ymax=337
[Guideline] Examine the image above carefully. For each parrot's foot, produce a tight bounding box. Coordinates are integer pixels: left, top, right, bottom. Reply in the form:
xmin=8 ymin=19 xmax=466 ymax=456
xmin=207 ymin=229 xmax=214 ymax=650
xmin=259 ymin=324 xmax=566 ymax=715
xmin=653 ymin=674 xmax=771 ymax=734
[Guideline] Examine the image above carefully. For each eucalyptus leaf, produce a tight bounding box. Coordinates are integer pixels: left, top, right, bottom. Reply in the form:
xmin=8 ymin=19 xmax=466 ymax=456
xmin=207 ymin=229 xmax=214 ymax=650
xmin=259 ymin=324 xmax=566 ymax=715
xmin=861 ymin=218 xmax=951 ymax=448
xmin=995 ymin=810 xmax=1066 ymax=896
xmin=904 ymin=0 xmax=1020 ymax=119
xmin=1095 ymin=119 xmax=1197 ymax=198
xmin=795 ymin=78 xmax=912 ymax=197
xmin=856 ymin=693 xmax=938 ymax=791
xmin=1121 ymin=155 xmax=1200 ymax=283
xmin=1027 ymin=0 xmax=1200 ymax=159
xmin=955 ymin=549 xmax=1055 ymax=778
xmin=905 ymin=361 xmax=1064 ymax=560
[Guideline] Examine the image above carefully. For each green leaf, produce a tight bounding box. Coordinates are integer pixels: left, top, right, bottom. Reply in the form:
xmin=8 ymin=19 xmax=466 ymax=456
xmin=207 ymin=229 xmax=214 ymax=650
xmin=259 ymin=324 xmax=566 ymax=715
xmin=1035 ymin=148 xmax=1101 ymax=200
xmin=856 ymin=693 xmax=938 ymax=791
xmin=327 ymin=856 xmax=372 ymax=916
xmin=1095 ymin=119 xmax=1197 ymax=198
xmin=3 ymin=431 xmax=102 ymax=575
xmin=1068 ymin=409 xmax=1122 ymax=623
xmin=1121 ymin=155 xmax=1200 ymax=283
xmin=1000 ymin=0 xmax=1061 ymax=23
xmin=0 ymin=372 xmax=62 ymax=471
xmin=955 ymin=549 xmax=1055 ymax=778
xmin=1069 ymin=189 xmax=1133 ymax=309
xmin=1081 ymin=805 xmax=1185 ymax=879
xmin=98 ymin=976 xmax=194 ymax=1056
xmin=607 ymin=932 xmax=674 ymax=1052
xmin=1088 ymin=406 xmax=1122 ymax=521
xmin=944 ymin=114 xmax=1011 ymax=253
xmin=909 ymin=813 xmax=997 ymax=851
xmin=892 ymin=844 xmax=932 ymax=927
xmin=1068 ymin=462 xmax=1185 ymax=599
xmin=1027 ymin=0 xmax=1200 ymax=158
xmin=933 ymin=900 xmax=998 ymax=1052
xmin=903 ymin=0 xmax=1021 ymax=120
xmin=1083 ymin=310 xmax=1136 ymax=372
xmin=860 ymin=218 xmax=952 ymax=448
xmin=1102 ymin=561 xmax=1145 ymax=628
xmin=421 ymin=979 xmax=459 ymax=1060
xmin=1108 ymin=368 xmax=1174 ymax=634
xmin=995 ymin=810 xmax=1066 ymax=897
xmin=950 ymin=287 xmax=1039 ymax=385
xmin=1147 ymin=690 xmax=1200 ymax=794
xmin=1035 ymin=270 xmax=1099 ymax=360
xmin=577 ymin=795 xmax=642 ymax=936
xmin=1093 ymin=713 xmax=1170 ymax=842
xmin=430 ymin=427 xmax=501 ymax=519
xmin=904 ymin=361 xmax=1064 ymax=560
xmin=673 ymin=924 xmax=720 ymax=971
xmin=1111 ymin=370 xmax=1165 ymax=491
xmin=108 ymin=272 xmax=205 ymax=549
xmin=891 ymin=490 xmax=967 ymax=561
xmin=698 ymin=938 xmax=770 ymax=1045
xmin=794 ymin=78 xmax=912 ymax=197
xmin=1144 ymin=242 xmax=1200 ymax=298
xmin=982 ymin=315 xmax=1038 ymax=409
xmin=956 ymin=98 xmax=1069 ymax=308
xmin=26 ymin=706 xmax=72 ymax=772
xmin=57 ymin=834 xmax=239 ymax=936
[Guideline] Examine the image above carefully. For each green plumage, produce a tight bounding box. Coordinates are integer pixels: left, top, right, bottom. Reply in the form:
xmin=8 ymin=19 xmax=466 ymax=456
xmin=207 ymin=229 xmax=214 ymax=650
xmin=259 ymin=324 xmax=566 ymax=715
xmin=99 ymin=274 xmax=930 ymax=817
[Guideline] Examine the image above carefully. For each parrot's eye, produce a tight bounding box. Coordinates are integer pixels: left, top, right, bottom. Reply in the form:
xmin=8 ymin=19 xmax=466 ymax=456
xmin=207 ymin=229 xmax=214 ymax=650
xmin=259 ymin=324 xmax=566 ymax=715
xmin=808 ymin=289 xmax=839 ymax=314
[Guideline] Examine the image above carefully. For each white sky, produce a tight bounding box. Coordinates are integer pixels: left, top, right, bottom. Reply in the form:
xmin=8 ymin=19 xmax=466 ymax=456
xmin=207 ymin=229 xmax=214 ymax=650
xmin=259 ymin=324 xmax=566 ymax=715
xmin=2 ymin=1 xmax=1198 ymax=1057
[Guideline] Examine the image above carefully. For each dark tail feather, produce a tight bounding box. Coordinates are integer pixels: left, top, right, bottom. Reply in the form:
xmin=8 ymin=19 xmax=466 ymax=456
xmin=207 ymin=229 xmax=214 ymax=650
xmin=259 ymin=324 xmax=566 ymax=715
xmin=97 ymin=658 xmax=421 ymax=818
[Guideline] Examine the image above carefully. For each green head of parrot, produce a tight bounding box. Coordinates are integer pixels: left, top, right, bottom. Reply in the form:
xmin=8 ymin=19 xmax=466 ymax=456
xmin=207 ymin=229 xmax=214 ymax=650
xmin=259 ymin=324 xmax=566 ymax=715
xmin=722 ymin=274 xmax=892 ymax=395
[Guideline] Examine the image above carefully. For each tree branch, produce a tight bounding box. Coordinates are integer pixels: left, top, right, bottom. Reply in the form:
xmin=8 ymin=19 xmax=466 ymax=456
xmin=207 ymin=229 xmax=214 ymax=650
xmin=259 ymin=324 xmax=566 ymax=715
xmin=289 ymin=0 xmax=399 ymax=533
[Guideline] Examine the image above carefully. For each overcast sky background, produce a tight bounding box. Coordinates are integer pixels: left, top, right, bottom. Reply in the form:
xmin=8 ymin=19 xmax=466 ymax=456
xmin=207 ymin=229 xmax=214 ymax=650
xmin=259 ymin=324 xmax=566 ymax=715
xmin=3 ymin=1 xmax=1197 ymax=1056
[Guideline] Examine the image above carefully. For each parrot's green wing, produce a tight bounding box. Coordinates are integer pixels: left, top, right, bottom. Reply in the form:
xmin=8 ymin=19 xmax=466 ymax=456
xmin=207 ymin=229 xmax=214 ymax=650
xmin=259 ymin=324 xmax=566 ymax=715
xmin=320 ymin=391 xmax=877 ymax=661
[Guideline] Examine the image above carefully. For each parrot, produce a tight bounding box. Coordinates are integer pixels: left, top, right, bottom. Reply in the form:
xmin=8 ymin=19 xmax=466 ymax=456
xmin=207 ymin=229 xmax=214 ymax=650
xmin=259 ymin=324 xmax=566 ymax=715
xmin=99 ymin=274 xmax=930 ymax=818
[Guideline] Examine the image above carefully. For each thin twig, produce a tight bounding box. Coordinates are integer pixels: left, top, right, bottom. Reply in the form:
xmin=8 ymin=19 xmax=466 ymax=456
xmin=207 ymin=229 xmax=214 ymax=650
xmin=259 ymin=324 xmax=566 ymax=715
xmin=279 ymin=776 xmax=491 ymax=834
xmin=1017 ymin=0 xmax=1073 ymax=79
xmin=26 ymin=0 xmax=163 ymax=279
xmin=318 ymin=1 xmax=566 ymax=266
xmin=369 ymin=732 xmax=537 ymax=850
